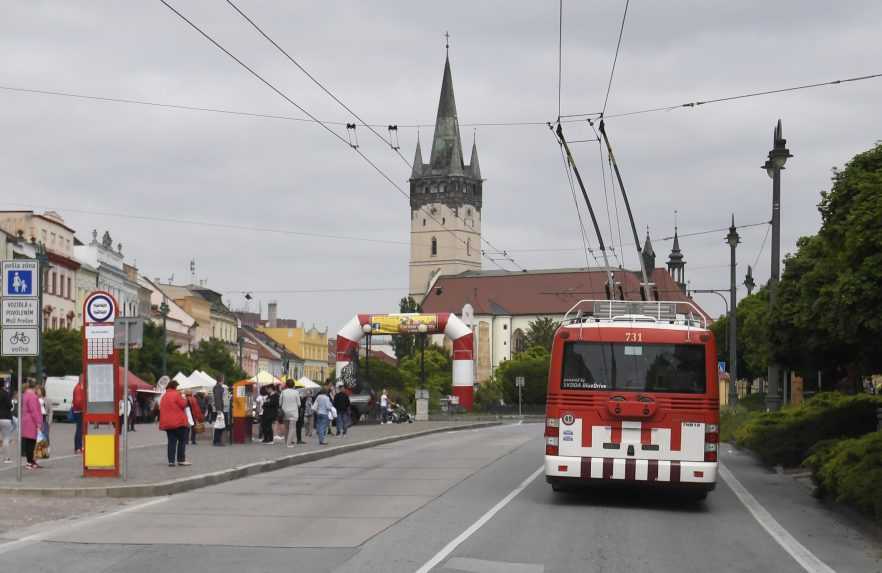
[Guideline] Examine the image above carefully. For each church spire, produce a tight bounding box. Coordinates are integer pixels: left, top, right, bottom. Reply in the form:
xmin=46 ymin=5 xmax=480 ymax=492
xmin=411 ymin=137 xmax=424 ymax=178
xmin=469 ymin=139 xmax=481 ymax=179
xmin=642 ymin=228 xmax=656 ymax=271
xmin=667 ymin=224 xmax=686 ymax=290
xmin=428 ymin=55 xmax=465 ymax=175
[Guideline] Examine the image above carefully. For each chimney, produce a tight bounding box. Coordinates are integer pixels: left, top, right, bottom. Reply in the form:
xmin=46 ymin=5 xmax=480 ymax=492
xmin=268 ymin=301 xmax=278 ymax=328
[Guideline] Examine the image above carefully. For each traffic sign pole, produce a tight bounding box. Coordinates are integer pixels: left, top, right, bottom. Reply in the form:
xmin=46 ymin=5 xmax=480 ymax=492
xmin=16 ymin=358 xmax=21 ymax=482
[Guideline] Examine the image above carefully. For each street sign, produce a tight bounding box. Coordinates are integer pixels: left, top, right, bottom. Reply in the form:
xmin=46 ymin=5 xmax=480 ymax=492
xmin=515 ymin=376 xmax=525 ymax=387
xmin=2 ymin=298 xmax=38 ymax=327
xmin=85 ymin=292 xmax=116 ymax=324
xmin=114 ymin=317 xmax=144 ymax=349
xmin=2 ymin=260 xmax=39 ymax=297
xmin=2 ymin=327 xmax=39 ymax=356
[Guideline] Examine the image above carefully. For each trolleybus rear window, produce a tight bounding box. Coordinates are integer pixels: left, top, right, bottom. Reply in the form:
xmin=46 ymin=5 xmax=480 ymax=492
xmin=561 ymin=342 xmax=706 ymax=394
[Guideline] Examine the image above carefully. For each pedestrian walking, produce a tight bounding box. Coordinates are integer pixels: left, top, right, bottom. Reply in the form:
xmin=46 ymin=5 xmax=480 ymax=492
xmin=159 ymin=380 xmax=190 ymax=467
xmin=212 ymin=378 xmax=226 ymax=446
xmin=303 ymin=390 xmax=314 ymax=438
xmin=380 ymin=389 xmax=389 ymax=423
xmin=334 ymin=383 xmax=351 ymax=436
xmin=256 ymin=386 xmax=268 ymax=442
xmin=186 ymin=390 xmax=205 ymax=445
xmin=72 ymin=377 xmax=84 ymax=453
xmin=0 ymin=385 xmax=14 ymax=464
xmin=260 ymin=385 xmax=280 ymax=444
xmin=311 ymin=388 xmax=334 ymax=445
xmin=20 ymin=382 xmax=42 ymax=469
xmin=280 ymin=380 xmax=302 ymax=447
xmin=35 ymin=386 xmax=51 ymax=459
xmin=127 ymin=393 xmax=137 ymax=432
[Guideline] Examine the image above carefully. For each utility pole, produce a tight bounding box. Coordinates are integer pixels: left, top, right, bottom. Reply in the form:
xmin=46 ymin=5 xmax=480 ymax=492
xmin=726 ymin=217 xmax=740 ymax=408
xmin=763 ymin=120 xmax=792 ymax=411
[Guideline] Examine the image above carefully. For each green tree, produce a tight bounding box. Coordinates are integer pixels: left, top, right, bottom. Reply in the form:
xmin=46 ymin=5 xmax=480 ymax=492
xmin=494 ymin=345 xmax=550 ymax=405
xmin=710 ymin=289 xmax=770 ymax=383
xmin=771 ymin=142 xmax=882 ymax=384
xmin=391 ymin=296 xmax=421 ymax=363
xmin=399 ymin=344 xmax=451 ymax=408
xmin=42 ymin=328 xmax=82 ymax=376
xmin=525 ymin=317 xmax=558 ymax=351
xmin=361 ymin=357 xmax=405 ymax=396
xmin=129 ymin=322 xmax=193 ymax=383
xmin=189 ymin=338 xmax=245 ymax=383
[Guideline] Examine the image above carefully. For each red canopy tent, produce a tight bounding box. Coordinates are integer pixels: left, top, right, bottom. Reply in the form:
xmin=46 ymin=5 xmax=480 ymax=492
xmin=118 ymin=368 xmax=159 ymax=394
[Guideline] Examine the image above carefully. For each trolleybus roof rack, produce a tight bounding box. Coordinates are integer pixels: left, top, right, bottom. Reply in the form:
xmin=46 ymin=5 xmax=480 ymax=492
xmin=561 ymin=299 xmax=707 ymax=329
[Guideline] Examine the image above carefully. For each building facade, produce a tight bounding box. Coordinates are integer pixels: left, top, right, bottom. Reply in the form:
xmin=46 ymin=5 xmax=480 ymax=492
xmin=259 ymin=325 xmax=328 ymax=382
xmin=0 ymin=211 xmax=81 ymax=330
xmin=157 ymin=284 xmax=213 ymax=345
xmin=73 ymin=230 xmax=141 ymax=318
xmin=408 ymin=56 xmax=482 ymax=302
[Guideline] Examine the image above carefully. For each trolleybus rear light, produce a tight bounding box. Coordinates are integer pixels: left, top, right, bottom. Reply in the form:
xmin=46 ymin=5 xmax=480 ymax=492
xmin=546 ymin=417 xmax=560 ymax=428
xmin=558 ymin=465 xmax=568 ymax=472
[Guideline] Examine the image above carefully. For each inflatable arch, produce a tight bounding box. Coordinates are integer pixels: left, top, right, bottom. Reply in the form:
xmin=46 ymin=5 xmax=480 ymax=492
xmin=335 ymin=313 xmax=475 ymax=410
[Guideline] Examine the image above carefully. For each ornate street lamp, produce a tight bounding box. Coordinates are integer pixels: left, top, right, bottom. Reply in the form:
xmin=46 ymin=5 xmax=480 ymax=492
xmin=726 ymin=216 xmax=740 ymax=408
xmin=418 ymin=323 xmax=428 ymax=390
xmin=763 ymin=120 xmax=792 ymax=411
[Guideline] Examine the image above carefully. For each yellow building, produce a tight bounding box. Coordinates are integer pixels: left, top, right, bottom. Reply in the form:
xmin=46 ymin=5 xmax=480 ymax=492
xmin=259 ymin=325 xmax=329 ymax=382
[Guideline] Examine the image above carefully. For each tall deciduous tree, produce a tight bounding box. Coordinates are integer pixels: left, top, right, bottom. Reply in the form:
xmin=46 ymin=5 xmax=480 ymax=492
xmin=42 ymin=328 xmax=82 ymax=376
xmin=494 ymin=346 xmax=550 ymax=405
xmin=189 ymin=338 xmax=245 ymax=383
xmin=525 ymin=317 xmax=558 ymax=351
xmin=710 ymin=289 xmax=770 ymax=383
xmin=771 ymin=142 xmax=882 ymax=383
xmin=391 ymin=296 xmax=421 ymax=363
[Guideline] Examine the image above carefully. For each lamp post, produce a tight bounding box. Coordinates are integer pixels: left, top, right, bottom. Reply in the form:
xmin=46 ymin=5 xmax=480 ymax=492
xmin=690 ymin=288 xmax=730 ymax=385
xmin=33 ymin=241 xmax=49 ymax=387
xmin=362 ymin=323 xmax=372 ymax=386
xmin=159 ymin=297 xmax=170 ymax=376
xmin=743 ymin=265 xmax=756 ymax=296
xmin=763 ymin=119 xmax=792 ymax=411
xmin=726 ymin=216 xmax=740 ymax=408
xmin=418 ymin=323 xmax=428 ymax=390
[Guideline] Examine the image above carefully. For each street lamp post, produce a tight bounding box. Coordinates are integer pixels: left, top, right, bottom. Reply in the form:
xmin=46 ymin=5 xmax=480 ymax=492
xmin=159 ymin=297 xmax=170 ymax=377
xmin=726 ymin=216 xmax=740 ymax=408
xmin=362 ymin=324 xmax=372 ymax=386
xmin=763 ymin=119 xmax=792 ymax=411
xmin=33 ymin=241 xmax=49 ymax=387
xmin=418 ymin=323 xmax=428 ymax=390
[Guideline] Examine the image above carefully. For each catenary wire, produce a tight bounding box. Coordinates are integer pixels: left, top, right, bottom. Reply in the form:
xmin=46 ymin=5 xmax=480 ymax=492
xmin=557 ymin=0 xmax=563 ymax=121
xmin=752 ymin=222 xmax=772 ymax=270
xmin=224 ymin=0 xmax=523 ymax=271
xmin=157 ymin=0 xmax=509 ymax=271
xmin=601 ymin=0 xmax=630 ymax=116
xmin=555 ymin=135 xmax=597 ymax=268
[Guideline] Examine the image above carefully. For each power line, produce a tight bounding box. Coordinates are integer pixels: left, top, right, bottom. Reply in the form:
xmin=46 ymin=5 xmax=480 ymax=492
xmin=601 ymin=0 xmax=630 ymax=116
xmin=157 ymin=0 xmax=511 ymax=271
xmin=566 ymin=72 xmax=882 ymax=120
xmin=0 ymin=201 xmax=410 ymax=246
xmin=752 ymin=222 xmax=772 ymax=270
xmin=222 ymin=286 xmax=408 ymax=295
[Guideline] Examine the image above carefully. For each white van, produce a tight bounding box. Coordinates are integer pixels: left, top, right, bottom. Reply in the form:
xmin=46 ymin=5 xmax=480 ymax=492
xmin=45 ymin=376 xmax=79 ymax=421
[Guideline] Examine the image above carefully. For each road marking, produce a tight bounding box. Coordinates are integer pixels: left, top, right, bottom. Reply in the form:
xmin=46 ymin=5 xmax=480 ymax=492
xmin=719 ymin=463 xmax=836 ymax=573
xmin=0 ymin=496 xmax=168 ymax=556
xmin=414 ymin=466 xmax=543 ymax=573
xmin=445 ymin=557 xmax=544 ymax=573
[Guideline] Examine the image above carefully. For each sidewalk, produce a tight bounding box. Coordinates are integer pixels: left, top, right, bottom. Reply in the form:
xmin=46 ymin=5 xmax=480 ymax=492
xmin=0 ymin=420 xmax=498 ymax=497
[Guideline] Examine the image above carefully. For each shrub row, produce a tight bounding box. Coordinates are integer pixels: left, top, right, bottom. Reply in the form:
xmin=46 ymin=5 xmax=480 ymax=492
xmin=804 ymin=431 xmax=882 ymax=523
xmin=733 ymin=392 xmax=882 ymax=467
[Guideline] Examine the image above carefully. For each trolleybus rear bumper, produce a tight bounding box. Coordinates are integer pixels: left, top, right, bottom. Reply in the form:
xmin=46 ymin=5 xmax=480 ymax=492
xmin=544 ymin=454 xmax=716 ymax=490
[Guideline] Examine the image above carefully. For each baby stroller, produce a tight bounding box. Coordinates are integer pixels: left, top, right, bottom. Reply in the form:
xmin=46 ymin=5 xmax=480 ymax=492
xmin=389 ymin=403 xmax=413 ymax=424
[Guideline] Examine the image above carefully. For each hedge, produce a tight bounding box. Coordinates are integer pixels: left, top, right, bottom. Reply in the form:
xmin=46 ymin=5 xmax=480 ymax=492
xmin=804 ymin=431 xmax=882 ymax=523
xmin=734 ymin=392 xmax=882 ymax=467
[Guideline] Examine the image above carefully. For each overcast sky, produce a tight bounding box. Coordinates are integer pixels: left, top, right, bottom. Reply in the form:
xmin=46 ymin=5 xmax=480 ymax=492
xmin=1 ymin=1 xmax=880 ymax=331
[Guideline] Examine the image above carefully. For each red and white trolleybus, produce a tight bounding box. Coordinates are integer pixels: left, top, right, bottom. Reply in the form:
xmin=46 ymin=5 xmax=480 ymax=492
xmin=544 ymin=300 xmax=720 ymax=499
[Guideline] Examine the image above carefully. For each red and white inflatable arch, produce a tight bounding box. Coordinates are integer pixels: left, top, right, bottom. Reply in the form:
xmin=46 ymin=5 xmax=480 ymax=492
xmin=335 ymin=313 xmax=475 ymax=410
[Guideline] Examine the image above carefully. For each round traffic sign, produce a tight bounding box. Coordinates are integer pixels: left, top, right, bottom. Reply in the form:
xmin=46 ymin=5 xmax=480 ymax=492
xmin=86 ymin=293 xmax=116 ymax=323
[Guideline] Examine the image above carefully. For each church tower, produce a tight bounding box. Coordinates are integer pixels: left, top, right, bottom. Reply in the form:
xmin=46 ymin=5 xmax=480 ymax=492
xmin=409 ymin=55 xmax=482 ymax=301
xmin=667 ymin=227 xmax=686 ymax=290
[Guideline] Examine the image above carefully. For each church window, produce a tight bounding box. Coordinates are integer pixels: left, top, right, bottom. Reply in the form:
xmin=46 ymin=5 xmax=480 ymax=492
xmin=467 ymin=208 xmax=472 ymax=216
xmin=466 ymin=238 xmax=471 ymax=256
xmin=422 ymin=219 xmax=426 ymax=226
xmin=442 ymin=217 xmax=445 ymax=225
xmin=431 ymin=237 xmax=437 ymax=257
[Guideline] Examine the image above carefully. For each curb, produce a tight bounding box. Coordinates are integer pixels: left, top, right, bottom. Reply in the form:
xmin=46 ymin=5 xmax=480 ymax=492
xmin=0 ymin=422 xmax=502 ymax=499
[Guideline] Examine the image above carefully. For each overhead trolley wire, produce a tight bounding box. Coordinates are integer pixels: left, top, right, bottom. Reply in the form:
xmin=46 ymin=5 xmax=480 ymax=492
xmin=601 ymin=0 xmax=630 ymax=116
xmin=157 ymin=0 xmax=512 ymax=272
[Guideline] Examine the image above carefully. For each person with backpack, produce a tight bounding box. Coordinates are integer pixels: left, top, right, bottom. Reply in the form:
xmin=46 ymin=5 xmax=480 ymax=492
xmin=302 ymin=390 xmax=314 ymax=439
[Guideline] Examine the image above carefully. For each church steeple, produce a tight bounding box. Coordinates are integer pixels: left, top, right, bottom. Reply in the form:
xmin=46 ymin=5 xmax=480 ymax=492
xmin=642 ymin=229 xmax=656 ymax=271
xmin=469 ymin=140 xmax=481 ymax=179
xmin=412 ymin=137 xmax=424 ymax=178
xmin=428 ymin=56 xmax=465 ymax=175
xmin=667 ymin=226 xmax=686 ymax=290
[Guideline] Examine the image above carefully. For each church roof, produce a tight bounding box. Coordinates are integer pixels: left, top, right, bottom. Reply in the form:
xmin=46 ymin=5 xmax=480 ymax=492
xmin=412 ymin=138 xmax=424 ymax=178
xmin=428 ymin=56 xmax=465 ymax=175
xmin=421 ymin=267 xmax=709 ymax=320
xmin=469 ymin=141 xmax=481 ymax=179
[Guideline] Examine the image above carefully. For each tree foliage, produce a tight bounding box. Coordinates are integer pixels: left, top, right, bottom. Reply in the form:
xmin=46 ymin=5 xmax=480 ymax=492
xmin=129 ymin=322 xmax=193 ymax=383
xmin=189 ymin=338 xmax=245 ymax=383
xmin=709 ymin=289 xmax=770 ymax=382
xmin=398 ymin=344 xmax=451 ymax=408
xmin=42 ymin=328 xmax=82 ymax=376
xmin=494 ymin=345 xmax=550 ymax=405
xmin=390 ymin=296 xmax=421 ymax=363
xmin=525 ymin=317 xmax=558 ymax=352
xmin=771 ymin=142 xmax=882 ymax=380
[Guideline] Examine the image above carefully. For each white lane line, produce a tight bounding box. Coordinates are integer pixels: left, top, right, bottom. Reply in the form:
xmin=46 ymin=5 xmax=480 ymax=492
xmin=445 ymin=556 xmax=544 ymax=573
xmin=719 ymin=463 xmax=836 ymax=573
xmin=0 ymin=497 xmax=169 ymax=556
xmin=414 ymin=466 xmax=543 ymax=573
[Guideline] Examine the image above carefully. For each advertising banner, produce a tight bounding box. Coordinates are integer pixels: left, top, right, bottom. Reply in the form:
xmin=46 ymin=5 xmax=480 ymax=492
xmin=368 ymin=313 xmax=438 ymax=334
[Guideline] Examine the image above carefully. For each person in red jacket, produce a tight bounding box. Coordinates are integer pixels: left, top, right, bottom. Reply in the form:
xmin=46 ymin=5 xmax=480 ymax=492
xmin=72 ymin=378 xmax=85 ymax=453
xmin=185 ymin=390 xmax=204 ymax=445
xmin=158 ymin=381 xmax=190 ymax=467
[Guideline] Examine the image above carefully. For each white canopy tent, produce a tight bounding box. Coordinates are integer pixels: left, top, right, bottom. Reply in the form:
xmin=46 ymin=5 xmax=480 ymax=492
xmin=250 ymin=370 xmax=282 ymax=386
xmin=178 ymin=370 xmax=217 ymax=392
xmin=296 ymin=377 xmax=321 ymax=389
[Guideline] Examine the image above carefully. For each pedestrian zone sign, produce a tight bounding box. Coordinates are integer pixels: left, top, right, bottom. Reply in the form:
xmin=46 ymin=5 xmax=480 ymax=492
xmin=2 ymin=260 xmax=39 ymax=297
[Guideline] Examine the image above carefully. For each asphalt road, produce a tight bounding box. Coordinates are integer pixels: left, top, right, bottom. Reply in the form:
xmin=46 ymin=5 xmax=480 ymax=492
xmin=0 ymin=423 xmax=878 ymax=572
